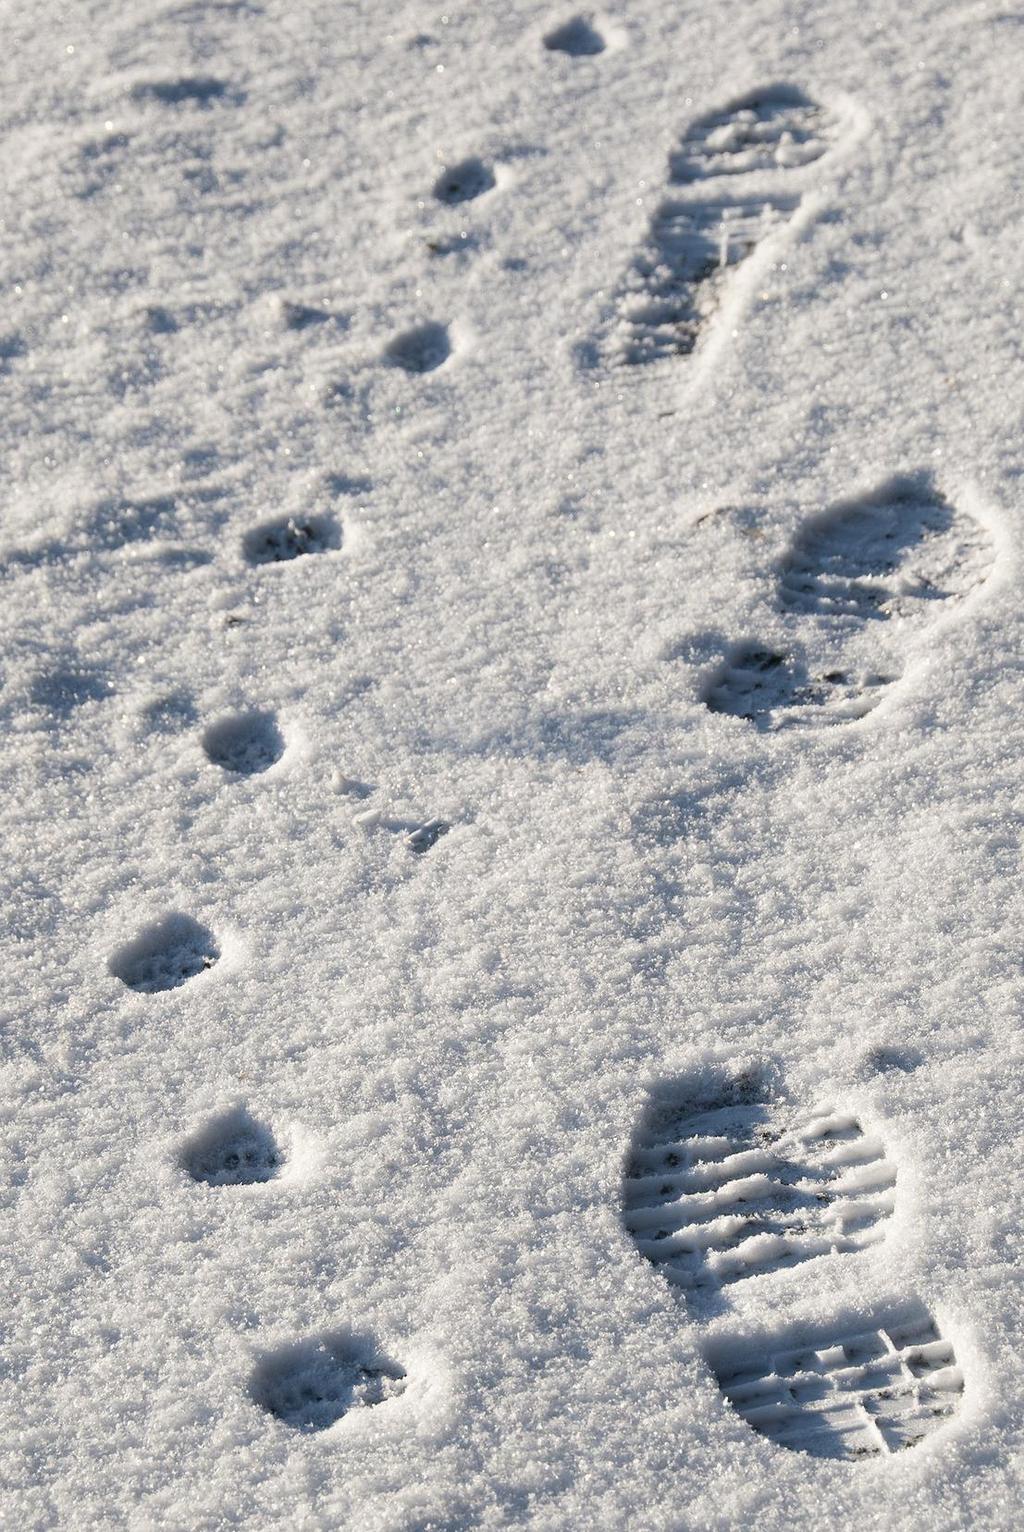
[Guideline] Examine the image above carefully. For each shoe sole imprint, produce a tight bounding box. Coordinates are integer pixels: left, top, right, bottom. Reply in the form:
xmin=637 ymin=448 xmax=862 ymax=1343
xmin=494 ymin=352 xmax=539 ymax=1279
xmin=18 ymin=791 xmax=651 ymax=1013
xmin=709 ymin=1308 xmax=964 ymax=1460
xmin=601 ymin=85 xmax=848 ymax=367
xmin=623 ymin=1077 xmax=964 ymax=1461
xmin=703 ymin=480 xmax=994 ymax=729
xmin=623 ymin=1093 xmax=896 ymax=1292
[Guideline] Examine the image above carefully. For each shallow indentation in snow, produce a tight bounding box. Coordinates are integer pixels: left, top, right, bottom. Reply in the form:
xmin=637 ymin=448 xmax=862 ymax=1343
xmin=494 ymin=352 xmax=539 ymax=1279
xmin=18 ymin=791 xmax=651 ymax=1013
xmin=181 ymin=1106 xmax=284 ymax=1187
xmin=405 ymin=817 xmax=450 ymax=854
xmin=130 ymin=76 xmax=240 ymax=108
xmin=201 ymin=709 xmax=285 ymax=775
xmin=242 ymin=514 xmax=341 ymax=565
xmin=251 ymin=1334 xmax=407 ymax=1432
xmin=543 ymin=15 xmax=606 ymax=55
xmin=109 ymin=913 xmax=219 ymax=994
xmin=384 ymin=322 xmax=451 ymax=374
xmin=31 ymin=665 xmax=112 ymax=714
xmin=433 ymin=157 xmax=495 ymax=205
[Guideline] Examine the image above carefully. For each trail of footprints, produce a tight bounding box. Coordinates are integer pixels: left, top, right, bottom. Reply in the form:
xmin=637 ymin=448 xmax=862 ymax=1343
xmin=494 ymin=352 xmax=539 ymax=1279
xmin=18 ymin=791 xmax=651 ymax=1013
xmin=624 ymin=1075 xmax=963 ymax=1460
xmin=55 ymin=23 xmax=976 ymax=1470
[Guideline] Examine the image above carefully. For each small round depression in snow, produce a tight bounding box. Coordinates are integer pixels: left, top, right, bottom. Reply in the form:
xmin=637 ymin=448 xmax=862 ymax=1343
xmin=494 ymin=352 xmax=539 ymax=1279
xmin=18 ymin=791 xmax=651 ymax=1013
xmin=251 ymin=1334 xmax=407 ymax=1433
xmin=384 ymin=321 xmax=451 ymax=375
xmin=182 ymin=1106 xmax=283 ymax=1187
xmin=543 ymin=15 xmax=606 ymax=55
xmin=433 ymin=157 xmax=495 ymax=205
xmin=243 ymin=514 xmax=340 ymax=566
xmin=202 ymin=710 xmax=285 ymax=775
xmin=110 ymin=913 xmax=219 ymax=994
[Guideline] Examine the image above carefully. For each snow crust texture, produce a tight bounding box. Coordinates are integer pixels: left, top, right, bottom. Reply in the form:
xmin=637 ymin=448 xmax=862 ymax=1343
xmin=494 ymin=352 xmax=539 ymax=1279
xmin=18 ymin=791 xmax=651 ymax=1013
xmin=3 ymin=0 xmax=1024 ymax=1525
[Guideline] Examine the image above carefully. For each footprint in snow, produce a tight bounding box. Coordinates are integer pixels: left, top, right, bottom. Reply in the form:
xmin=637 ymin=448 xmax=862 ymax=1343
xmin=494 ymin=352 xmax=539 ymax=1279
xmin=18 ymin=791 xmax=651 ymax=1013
xmin=243 ymin=513 xmax=341 ymax=565
xmin=703 ymin=477 xmax=993 ymax=729
xmin=250 ymin=1333 xmax=407 ymax=1432
xmin=599 ymin=85 xmax=849 ymax=367
xmin=543 ymin=15 xmax=606 ymax=55
xmin=182 ymin=1106 xmax=283 ymax=1187
xmin=623 ymin=1067 xmax=963 ymax=1459
xmin=433 ymin=157 xmax=495 ymax=205
xmin=384 ymin=322 xmax=452 ymax=375
xmin=109 ymin=913 xmax=219 ymax=993
xmin=201 ymin=709 xmax=285 ymax=774
xmin=708 ymin=1307 xmax=964 ymax=1460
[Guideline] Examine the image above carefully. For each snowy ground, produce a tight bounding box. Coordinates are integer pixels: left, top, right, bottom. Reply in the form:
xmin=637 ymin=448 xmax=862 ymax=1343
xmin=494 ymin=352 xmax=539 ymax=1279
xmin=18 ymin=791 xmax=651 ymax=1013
xmin=3 ymin=0 xmax=1024 ymax=1525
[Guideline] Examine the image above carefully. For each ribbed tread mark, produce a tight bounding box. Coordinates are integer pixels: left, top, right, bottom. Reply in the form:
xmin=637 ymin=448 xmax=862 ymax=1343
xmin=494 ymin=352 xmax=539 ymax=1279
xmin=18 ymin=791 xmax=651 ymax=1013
xmin=714 ymin=1315 xmax=964 ymax=1459
xmin=612 ymin=199 xmax=794 ymax=365
xmin=623 ymin=1103 xmax=895 ymax=1290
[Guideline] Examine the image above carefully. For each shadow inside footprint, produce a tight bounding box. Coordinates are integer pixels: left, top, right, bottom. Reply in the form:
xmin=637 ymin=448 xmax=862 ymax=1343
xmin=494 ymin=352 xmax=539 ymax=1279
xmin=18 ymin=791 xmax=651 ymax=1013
xmin=778 ymin=482 xmax=988 ymax=620
xmin=703 ymin=644 xmax=895 ymax=730
xmin=109 ymin=913 xmax=219 ymax=993
xmin=670 ymin=86 xmax=836 ymax=181
xmin=384 ymin=322 xmax=451 ymax=374
xmin=602 ymin=85 xmax=839 ymax=367
xmin=202 ymin=710 xmax=285 ymax=774
xmin=433 ymin=157 xmax=495 ymax=204
xmin=251 ymin=1333 xmax=406 ymax=1432
xmin=182 ymin=1106 xmax=283 ymax=1187
xmin=543 ymin=15 xmax=606 ymax=54
xmin=243 ymin=514 xmax=340 ymax=565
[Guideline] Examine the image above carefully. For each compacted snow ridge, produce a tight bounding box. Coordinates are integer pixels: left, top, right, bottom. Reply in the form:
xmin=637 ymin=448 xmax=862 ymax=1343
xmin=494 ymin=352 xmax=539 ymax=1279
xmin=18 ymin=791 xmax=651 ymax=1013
xmin=3 ymin=0 xmax=1023 ymax=1526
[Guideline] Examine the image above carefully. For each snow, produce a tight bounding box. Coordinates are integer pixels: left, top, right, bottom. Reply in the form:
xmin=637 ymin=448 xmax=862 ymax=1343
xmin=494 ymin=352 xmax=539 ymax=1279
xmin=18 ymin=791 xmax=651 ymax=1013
xmin=3 ymin=0 xmax=1024 ymax=1524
